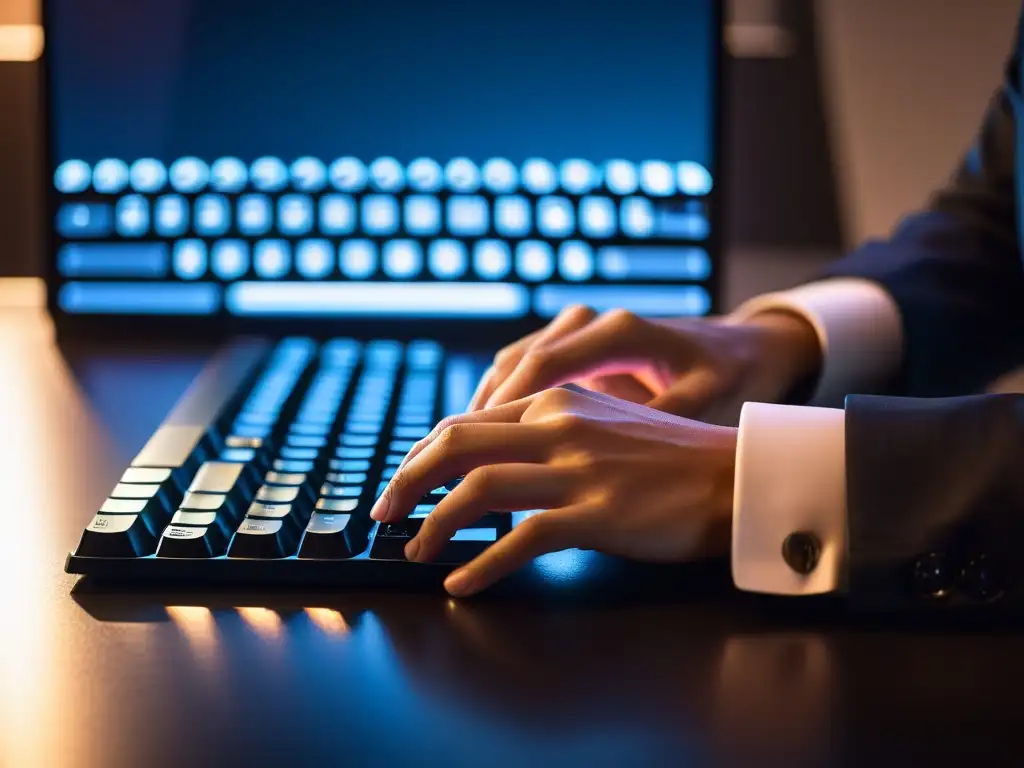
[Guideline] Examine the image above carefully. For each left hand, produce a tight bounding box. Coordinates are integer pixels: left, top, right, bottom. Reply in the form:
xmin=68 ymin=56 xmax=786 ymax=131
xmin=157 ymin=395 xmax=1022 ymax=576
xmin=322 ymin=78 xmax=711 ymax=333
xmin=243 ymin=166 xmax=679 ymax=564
xmin=370 ymin=385 xmax=738 ymax=597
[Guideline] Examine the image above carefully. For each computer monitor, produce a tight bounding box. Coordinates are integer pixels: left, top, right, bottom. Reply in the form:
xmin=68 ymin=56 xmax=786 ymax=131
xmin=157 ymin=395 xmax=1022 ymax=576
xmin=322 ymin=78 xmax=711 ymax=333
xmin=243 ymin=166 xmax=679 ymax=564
xmin=42 ymin=0 xmax=722 ymax=340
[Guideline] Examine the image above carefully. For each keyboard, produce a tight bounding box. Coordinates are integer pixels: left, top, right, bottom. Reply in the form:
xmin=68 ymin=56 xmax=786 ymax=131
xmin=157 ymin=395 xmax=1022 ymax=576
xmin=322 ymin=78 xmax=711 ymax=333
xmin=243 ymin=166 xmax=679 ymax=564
xmin=65 ymin=337 xmax=506 ymax=587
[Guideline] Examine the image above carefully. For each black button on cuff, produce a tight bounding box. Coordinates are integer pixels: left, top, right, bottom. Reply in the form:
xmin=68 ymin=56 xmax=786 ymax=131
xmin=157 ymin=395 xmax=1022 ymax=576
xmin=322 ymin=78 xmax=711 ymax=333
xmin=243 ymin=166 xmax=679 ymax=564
xmin=959 ymin=553 xmax=1006 ymax=603
xmin=911 ymin=552 xmax=952 ymax=598
xmin=782 ymin=532 xmax=821 ymax=575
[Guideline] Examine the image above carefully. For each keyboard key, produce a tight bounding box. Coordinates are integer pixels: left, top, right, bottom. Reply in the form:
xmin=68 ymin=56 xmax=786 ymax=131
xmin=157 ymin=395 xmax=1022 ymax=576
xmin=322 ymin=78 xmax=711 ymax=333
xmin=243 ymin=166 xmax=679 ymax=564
xmin=287 ymin=435 xmax=327 ymax=449
xmin=290 ymin=422 xmax=331 ymax=436
xmin=331 ymin=458 xmax=371 ymax=471
xmin=119 ymin=467 xmax=172 ymax=485
xmin=76 ymin=513 xmax=158 ymax=557
xmin=99 ymin=497 xmax=149 ymax=514
xmin=170 ymin=510 xmax=219 ymax=527
xmin=325 ymin=472 xmax=367 ymax=484
xmin=393 ymin=425 xmax=431 ymax=439
xmin=157 ymin=524 xmax=229 ymax=558
xmin=180 ymin=491 xmax=231 ymax=512
xmin=110 ymin=482 xmax=162 ymax=500
xmin=246 ymin=501 xmax=295 ymax=520
xmin=221 ymin=448 xmax=257 ymax=463
xmin=189 ymin=461 xmax=251 ymax=496
xmin=273 ymin=459 xmax=315 ymax=473
xmin=280 ymin=446 xmax=320 ymax=460
xmin=264 ymin=471 xmax=306 ymax=486
xmin=389 ymin=440 xmax=418 ymax=453
xmin=228 ymin=518 xmax=299 ymax=559
xmin=320 ymin=484 xmax=362 ymax=498
xmin=381 ymin=467 xmax=397 ymax=480
xmin=316 ymin=498 xmax=359 ymax=513
xmin=256 ymin=485 xmax=300 ymax=504
xmin=299 ymin=512 xmax=371 ymax=559
xmin=341 ymin=434 xmax=377 ymax=447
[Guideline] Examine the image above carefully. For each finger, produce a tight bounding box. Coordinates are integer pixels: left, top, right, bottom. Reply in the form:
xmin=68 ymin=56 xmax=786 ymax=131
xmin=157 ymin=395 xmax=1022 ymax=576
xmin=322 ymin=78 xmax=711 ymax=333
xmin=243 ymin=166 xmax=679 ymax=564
xmin=578 ymin=374 xmax=656 ymax=404
xmin=470 ymin=305 xmax=597 ymax=410
xmin=397 ymin=398 xmax=534 ymax=470
xmin=406 ymin=464 xmax=574 ymax=563
xmin=485 ymin=309 xmax=671 ymax=408
xmin=646 ymin=369 xmax=721 ymax=418
xmin=443 ymin=505 xmax=595 ymax=597
xmin=372 ymin=422 xmax=552 ymax=522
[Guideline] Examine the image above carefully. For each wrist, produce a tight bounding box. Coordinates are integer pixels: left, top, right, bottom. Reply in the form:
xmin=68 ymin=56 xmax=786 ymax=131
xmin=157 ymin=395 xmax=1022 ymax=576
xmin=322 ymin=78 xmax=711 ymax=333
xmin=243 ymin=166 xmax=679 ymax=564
xmin=742 ymin=311 xmax=823 ymax=403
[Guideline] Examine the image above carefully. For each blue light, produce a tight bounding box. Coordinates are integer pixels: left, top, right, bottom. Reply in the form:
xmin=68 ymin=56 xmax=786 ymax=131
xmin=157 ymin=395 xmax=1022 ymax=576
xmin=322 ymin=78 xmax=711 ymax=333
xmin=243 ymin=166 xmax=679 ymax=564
xmin=404 ymin=195 xmax=442 ymax=236
xmin=516 ymin=241 xmax=554 ymax=281
xmin=225 ymin=281 xmax=530 ymax=317
xmin=211 ymin=240 xmax=250 ymax=280
xmin=129 ymin=159 xmax=167 ymax=193
xmin=290 ymin=157 xmax=327 ymax=192
xmin=522 ymin=158 xmax=557 ymax=194
xmin=93 ymin=158 xmax=130 ymax=194
xmin=428 ymin=240 xmax=467 ymax=279
xmin=194 ymin=194 xmax=231 ymax=236
xmin=340 ymin=240 xmax=377 ymax=279
xmin=210 ymin=157 xmax=248 ymax=192
xmin=407 ymin=158 xmax=443 ymax=192
xmin=56 ymin=203 xmax=112 ymax=238
xmin=250 ymin=156 xmax=288 ymax=192
xmin=362 ymin=195 xmax=399 ymax=235
xmin=169 ymin=157 xmax=210 ymax=193
xmin=319 ymin=195 xmax=356 ymax=235
xmin=537 ymin=196 xmax=575 ymax=237
xmin=59 ymin=282 xmax=221 ymax=315
xmin=473 ymin=240 xmax=511 ymax=280
xmin=444 ymin=157 xmax=480 ymax=193
xmin=579 ymin=196 xmax=617 ymax=239
xmin=677 ymin=161 xmax=713 ymax=195
xmin=534 ymin=285 xmax=711 ymax=317
xmin=640 ymin=160 xmax=675 ymax=197
xmin=446 ymin=195 xmax=489 ymax=236
xmin=115 ymin=195 xmax=149 ymax=237
xmin=597 ymin=246 xmax=711 ymax=280
xmin=54 ymin=159 xmax=91 ymax=194
xmin=254 ymin=240 xmax=291 ymax=279
xmin=237 ymin=195 xmax=272 ymax=235
xmin=58 ymin=243 xmax=168 ymax=277
xmin=481 ymin=158 xmax=518 ymax=193
xmin=296 ymin=240 xmax=335 ymax=278
xmin=560 ymin=159 xmax=598 ymax=195
xmin=278 ymin=194 xmax=314 ymax=236
xmin=369 ymin=157 xmax=405 ymax=192
xmin=329 ymin=157 xmax=367 ymax=192
xmin=605 ymin=160 xmax=638 ymax=196
xmin=656 ymin=210 xmax=710 ymax=240
xmin=558 ymin=242 xmax=594 ymax=281
xmin=621 ymin=197 xmax=655 ymax=238
xmin=153 ymin=195 xmax=188 ymax=237
xmin=173 ymin=240 xmax=208 ymax=280
xmin=382 ymin=240 xmax=423 ymax=279
xmin=494 ymin=195 xmax=532 ymax=237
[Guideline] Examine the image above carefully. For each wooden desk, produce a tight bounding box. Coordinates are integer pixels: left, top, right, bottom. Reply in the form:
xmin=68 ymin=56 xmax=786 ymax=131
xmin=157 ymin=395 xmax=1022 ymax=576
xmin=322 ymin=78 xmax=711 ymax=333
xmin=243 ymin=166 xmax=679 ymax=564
xmin=2 ymin=293 xmax=1022 ymax=768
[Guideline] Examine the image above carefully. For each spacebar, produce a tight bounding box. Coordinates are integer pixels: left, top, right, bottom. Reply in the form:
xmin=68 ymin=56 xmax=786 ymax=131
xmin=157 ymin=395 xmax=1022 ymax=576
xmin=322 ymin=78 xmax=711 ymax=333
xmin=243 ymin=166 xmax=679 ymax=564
xmin=132 ymin=338 xmax=271 ymax=472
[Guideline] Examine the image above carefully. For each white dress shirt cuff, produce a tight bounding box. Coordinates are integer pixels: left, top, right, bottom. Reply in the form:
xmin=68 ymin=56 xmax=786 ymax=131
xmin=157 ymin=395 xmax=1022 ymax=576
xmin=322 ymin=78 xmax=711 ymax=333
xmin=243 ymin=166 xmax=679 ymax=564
xmin=731 ymin=279 xmax=904 ymax=407
xmin=732 ymin=402 xmax=847 ymax=595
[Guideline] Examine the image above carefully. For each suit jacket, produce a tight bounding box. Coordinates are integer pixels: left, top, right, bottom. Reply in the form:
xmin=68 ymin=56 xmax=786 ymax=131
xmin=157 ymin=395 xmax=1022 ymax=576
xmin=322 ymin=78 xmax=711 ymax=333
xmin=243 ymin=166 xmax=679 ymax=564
xmin=817 ymin=19 xmax=1024 ymax=609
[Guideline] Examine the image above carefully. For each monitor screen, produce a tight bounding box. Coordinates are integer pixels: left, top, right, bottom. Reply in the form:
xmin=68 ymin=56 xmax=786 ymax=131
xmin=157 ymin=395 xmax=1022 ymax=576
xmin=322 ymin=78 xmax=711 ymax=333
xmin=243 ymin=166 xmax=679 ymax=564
xmin=45 ymin=0 xmax=719 ymax=323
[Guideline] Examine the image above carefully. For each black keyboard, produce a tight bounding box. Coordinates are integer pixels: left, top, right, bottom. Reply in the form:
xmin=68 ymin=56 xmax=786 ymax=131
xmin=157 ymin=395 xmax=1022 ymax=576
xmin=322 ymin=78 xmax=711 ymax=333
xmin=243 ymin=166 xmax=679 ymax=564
xmin=65 ymin=337 xmax=509 ymax=586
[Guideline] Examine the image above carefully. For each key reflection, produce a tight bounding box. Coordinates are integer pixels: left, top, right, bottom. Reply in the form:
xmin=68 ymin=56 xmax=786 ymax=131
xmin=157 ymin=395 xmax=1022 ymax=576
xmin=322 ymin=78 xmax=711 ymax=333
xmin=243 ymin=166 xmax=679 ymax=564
xmin=166 ymin=605 xmax=221 ymax=664
xmin=305 ymin=607 xmax=350 ymax=637
xmin=237 ymin=606 xmax=284 ymax=640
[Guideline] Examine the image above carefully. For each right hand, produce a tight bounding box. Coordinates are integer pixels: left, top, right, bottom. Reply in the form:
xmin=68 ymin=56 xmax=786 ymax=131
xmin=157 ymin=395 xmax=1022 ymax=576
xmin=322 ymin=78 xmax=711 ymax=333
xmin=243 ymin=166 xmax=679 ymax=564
xmin=468 ymin=305 xmax=822 ymax=426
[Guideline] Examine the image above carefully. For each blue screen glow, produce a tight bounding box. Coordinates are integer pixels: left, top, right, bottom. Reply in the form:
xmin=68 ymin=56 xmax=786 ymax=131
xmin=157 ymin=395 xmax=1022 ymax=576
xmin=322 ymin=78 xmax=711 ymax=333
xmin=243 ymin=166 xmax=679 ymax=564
xmin=48 ymin=0 xmax=717 ymax=319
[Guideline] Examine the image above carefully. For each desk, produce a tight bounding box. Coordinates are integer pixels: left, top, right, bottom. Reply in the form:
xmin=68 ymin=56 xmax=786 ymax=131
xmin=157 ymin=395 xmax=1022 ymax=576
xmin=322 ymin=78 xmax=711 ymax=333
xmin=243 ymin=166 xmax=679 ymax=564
xmin=2 ymin=280 xmax=1023 ymax=768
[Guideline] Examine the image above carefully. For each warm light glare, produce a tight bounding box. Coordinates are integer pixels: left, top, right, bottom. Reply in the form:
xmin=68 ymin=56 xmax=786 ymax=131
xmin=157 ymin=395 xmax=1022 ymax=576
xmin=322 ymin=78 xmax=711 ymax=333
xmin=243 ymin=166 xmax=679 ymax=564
xmin=166 ymin=606 xmax=220 ymax=661
xmin=305 ymin=607 xmax=350 ymax=637
xmin=237 ymin=606 xmax=283 ymax=640
xmin=0 ymin=25 xmax=44 ymax=62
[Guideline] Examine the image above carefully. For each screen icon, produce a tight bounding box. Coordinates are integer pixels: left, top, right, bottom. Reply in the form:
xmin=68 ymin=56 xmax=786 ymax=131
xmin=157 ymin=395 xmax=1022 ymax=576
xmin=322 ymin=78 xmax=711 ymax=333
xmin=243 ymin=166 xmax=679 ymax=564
xmin=319 ymin=195 xmax=356 ymax=235
xmin=640 ymin=161 xmax=675 ymax=197
xmin=522 ymin=158 xmax=557 ymax=195
xmin=559 ymin=159 xmax=598 ymax=195
xmin=154 ymin=195 xmax=189 ymax=237
xmin=604 ymin=160 xmax=638 ymax=196
xmin=93 ymin=159 xmax=130 ymax=194
xmin=446 ymin=196 xmax=489 ymax=236
xmin=329 ymin=157 xmax=368 ymax=192
xmin=621 ymin=197 xmax=654 ymax=238
xmin=428 ymin=240 xmax=467 ymax=279
xmin=494 ymin=195 xmax=531 ymax=237
xmin=444 ymin=158 xmax=480 ymax=193
xmin=340 ymin=240 xmax=378 ymax=279
xmin=515 ymin=241 xmax=554 ymax=281
xmin=169 ymin=157 xmax=210 ymax=194
xmin=580 ymin=196 xmax=616 ymax=238
xmin=129 ymin=159 xmax=167 ymax=193
xmin=237 ymin=195 xmax=272 ymax=235
xmin=54 ymin=159 xmax=91 ymax=194
xmin=677 ymin=161 xmax=713 ymax=196
xmin=408 ymin=158 xmax=443 ymax=192
xmin=383 ymin=240 xmax=423 ymax=278
xmin=405 ymin=195 xmax=442 ymax=236
xmin=173 ymin=240 xmax=208 ymax=280
xmin=296 ymin=239 xmax=334 ymax=278
xmin=212 ymin=240 xmax=250 ymax=280
xmin=474 ymin=240 xmax=511 ymax=280
xmin=482 ymin=158 xmax=518 ymax=194
xmin=115 ymin=195 xmax=149 ymax=237
xmin=369 ymin=157 xmax=405 ymax=192
xmin=558 ymin=242 xmax=594 ymax=281
xmin=278 ymin=194 xmax=314 ymax=236
xmin=195 ymin=194 xmax=231 ymax=236
xmin=210 ymin=157 xmax=248 ymax=193
xmin=254 ymin=240 xmax=291 ymax=279
xmin=290 ymin=157 xmax=328 ymax=192
xmin=250 ymin=157 xmax=288 ymax=192
xmin=537 ymin=196 xmax=575 ymax=238
xmin=362 ymin=195 xmax=399 ymax=236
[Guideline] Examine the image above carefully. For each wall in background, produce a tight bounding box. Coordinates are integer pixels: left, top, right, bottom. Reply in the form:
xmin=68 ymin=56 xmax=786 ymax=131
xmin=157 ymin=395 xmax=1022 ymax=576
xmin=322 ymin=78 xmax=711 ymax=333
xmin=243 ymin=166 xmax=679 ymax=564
xmin=817 ymin=0 xmax=1021 ymax=247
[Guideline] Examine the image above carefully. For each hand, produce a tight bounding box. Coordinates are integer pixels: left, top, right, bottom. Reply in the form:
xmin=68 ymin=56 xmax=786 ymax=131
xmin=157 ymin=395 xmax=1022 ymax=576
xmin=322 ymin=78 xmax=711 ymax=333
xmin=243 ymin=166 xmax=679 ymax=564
xmin=468 ymin=305 xmax=822 ymax=426
xmin=371 ymin=384 xmax=738 ymax=597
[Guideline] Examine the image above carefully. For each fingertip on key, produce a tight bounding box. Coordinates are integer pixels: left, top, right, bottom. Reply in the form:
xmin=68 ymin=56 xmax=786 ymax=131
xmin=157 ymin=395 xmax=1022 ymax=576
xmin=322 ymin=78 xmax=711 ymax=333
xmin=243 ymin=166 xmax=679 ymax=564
xmin=444 ymin=568 xmax=475 ymax=597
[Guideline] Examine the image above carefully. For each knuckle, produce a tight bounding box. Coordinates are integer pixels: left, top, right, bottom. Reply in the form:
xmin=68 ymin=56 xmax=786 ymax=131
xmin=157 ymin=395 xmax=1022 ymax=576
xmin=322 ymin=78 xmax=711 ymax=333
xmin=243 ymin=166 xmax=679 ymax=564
xmin=603 ymin=308 xmax=640 ymax=332
xmin=545 ymin=410 xmax=586 ymax=437
xmin=463 ymin=466 xmax=498 ymax=498
xmin=493 ymin=345 xmax=520 ymax=367
xmin=436 ymin=423 xmax=467 ymax=451
xmin=516 ymin=514 xmax=551 ymax=547
xmin=536 ymin=386 xmax=576 ymax=411
xmin=561 ymin=303 xmax=597 ymax=323
xmin=521 ymin=348 xmax=554 ymax=375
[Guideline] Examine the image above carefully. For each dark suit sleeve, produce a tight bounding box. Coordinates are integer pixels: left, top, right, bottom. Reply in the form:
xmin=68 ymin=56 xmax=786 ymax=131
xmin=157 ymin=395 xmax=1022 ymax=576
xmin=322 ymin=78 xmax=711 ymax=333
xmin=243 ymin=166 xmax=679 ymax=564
xmin=820 ymin=30 xmax=1024 ymax=397
xmin=844 ymin=393 xmax=1024 ymax=611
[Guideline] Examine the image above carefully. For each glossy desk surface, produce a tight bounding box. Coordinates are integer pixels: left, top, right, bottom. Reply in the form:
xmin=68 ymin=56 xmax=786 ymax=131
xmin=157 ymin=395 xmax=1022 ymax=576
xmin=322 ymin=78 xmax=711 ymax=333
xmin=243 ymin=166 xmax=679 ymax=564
xmin=2 ymin=299 xmax=1023 ymax=768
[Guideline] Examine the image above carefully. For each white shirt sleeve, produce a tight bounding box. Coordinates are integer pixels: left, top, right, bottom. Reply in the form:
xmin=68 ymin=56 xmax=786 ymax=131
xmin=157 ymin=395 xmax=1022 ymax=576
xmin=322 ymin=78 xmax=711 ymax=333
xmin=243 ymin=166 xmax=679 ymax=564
xmin=732 ymin=402 xmax=848 ymax=595
xmin=731 ymin=278 xmax=904 ymax=407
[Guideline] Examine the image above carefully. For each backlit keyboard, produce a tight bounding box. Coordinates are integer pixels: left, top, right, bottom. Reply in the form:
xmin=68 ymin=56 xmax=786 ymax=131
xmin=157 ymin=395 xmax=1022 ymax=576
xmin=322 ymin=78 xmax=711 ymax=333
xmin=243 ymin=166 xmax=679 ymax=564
xmin=65 ymin=337 xmax=508 ymax=586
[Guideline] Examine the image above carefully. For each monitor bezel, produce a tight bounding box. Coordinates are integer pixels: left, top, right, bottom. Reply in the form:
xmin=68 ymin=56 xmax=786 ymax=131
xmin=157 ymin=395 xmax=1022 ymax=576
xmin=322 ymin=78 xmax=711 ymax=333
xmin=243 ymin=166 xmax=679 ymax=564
xmin=39 ymin=0 xmax=726 ymax=346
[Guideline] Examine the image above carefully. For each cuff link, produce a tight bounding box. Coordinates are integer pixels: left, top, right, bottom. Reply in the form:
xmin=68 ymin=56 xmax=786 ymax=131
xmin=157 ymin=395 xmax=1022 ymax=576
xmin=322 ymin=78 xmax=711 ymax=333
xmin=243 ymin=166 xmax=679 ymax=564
xmin=782 ymin=531 xmax=821 ymax=575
